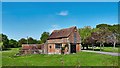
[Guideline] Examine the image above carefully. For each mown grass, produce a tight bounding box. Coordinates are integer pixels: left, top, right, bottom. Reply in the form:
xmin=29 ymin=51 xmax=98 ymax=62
xmin=0 ymin=51 xmax=2 ymax=67
xmin=2 ymin=48 xmax=119 ymax=66
xmin=88 ymin=47 xmax=120 ymax=53
xmin=102 ymin=47 xmax=120 ymax=53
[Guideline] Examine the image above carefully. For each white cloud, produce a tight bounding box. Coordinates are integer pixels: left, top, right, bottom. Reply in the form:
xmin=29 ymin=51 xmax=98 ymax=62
xmin=49 ymin=25 xmax=61 ymax=33
xmin=57 ymin=11 xmax=68 ymax=16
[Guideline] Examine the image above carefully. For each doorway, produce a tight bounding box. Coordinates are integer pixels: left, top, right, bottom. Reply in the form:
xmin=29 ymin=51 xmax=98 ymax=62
xmin=70 ymin=43 xmax=76 ymax=53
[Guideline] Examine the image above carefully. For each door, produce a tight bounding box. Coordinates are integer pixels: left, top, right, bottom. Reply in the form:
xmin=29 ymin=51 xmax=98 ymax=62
xmin=70 ymin=43 xmax=76 ymax=53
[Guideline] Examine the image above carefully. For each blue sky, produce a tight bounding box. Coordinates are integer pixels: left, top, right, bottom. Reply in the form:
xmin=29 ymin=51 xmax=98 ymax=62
xmin=0 ymin=2 xmax=1 ymax=34
xmin=2 ymin=2 xmax=118 ymax=40
xmin=2 ymin=0 xmax=120 ymax=2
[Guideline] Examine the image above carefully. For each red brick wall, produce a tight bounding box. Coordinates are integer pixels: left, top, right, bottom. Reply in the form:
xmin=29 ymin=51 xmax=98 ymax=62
xmin=47 ymin=38 xmax=68 ymax=44
xmin=48 ymin=44 xmax=55 ymax=54
xmin=76 ymin=43 xmax=81 ymax=52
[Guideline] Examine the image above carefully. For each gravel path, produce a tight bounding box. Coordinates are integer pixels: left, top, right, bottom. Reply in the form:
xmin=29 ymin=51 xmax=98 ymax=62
xmin=82 ymin=50 xmax=120 ymax=56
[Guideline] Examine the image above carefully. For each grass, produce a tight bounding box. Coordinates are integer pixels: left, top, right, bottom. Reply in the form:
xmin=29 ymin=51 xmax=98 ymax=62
xmin=0 ymin=51 xmax=2 ymax=67
xmin=102 ymin=47 xmax=120 ymax=53
xmin=87 ymin=47 xmax=120 ymax=53
xmin=1 ymin=48 xmax=119 ymax=66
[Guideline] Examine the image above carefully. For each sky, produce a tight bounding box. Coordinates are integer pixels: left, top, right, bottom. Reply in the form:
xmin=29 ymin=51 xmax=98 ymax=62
xmin=0 ymin=2 xmax=1 ymax=34
xmin=2 ymin=2 xmax=118 ymax=40
xmin=2 ymin=0 xmax=120 ymax=2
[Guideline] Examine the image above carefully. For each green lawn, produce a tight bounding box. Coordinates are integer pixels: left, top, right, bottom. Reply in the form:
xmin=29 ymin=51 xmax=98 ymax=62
xmin=0 ymin=51 xmax=2 ymax=67
xmin=88 ymin=46 xmax=120 ymax=53
xmin=102 ymin=47 xmax=120 ymax=53
xmin=2 ymin=48 xmax=119 ymax=66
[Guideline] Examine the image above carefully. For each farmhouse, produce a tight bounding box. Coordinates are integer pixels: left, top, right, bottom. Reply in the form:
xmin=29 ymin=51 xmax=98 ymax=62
xmin=20 ymin=26 xmax=81 ymax=55
xmin=44 ymin=26 xmax=81 ymax=54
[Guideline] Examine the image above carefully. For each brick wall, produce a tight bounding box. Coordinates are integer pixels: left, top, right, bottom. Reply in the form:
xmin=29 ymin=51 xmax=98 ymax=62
xmin=48 ymin=44 xmax=55 ymax=54
xmin=47 ymin=38 xmax=68 ymax=44
xmin=76 ymin=43 xmax=81 ymax=52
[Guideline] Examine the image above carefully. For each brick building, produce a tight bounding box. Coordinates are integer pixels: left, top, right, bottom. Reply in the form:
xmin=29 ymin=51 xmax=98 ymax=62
xmin=21 ymin=26 xmax=81 ymax=55
xmin=44 ymin=26 xmax=81 ymax=54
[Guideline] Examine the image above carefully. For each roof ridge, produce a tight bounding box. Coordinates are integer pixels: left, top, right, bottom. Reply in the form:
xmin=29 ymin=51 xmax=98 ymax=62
xmin=48 ymin=26 xmax=77 ymax=39
xmin=67 ymin=26 xmax=76 ymax=37
xmin=53 ymin=26 xmax=76 ymax=31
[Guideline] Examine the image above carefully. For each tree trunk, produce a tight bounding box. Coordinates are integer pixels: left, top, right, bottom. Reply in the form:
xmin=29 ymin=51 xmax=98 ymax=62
xmin=100 ymin=43 xmax=101 ymax=51
xmin=102 ymin=43 xmax=104 ymax=50
xmin=83 ymin=45 xmax=84 ymax=50
xmin=92 ymin=44 xmax=94 ymax=51
xmin=114 ymin=42 xmax=116 ymax=48
xmin=113 ymin=42 xmax=116 ymax=51
xmin=86 ymin=45 xmax=88 ymax=49
xmin=0 ymin=47 xmax=1 ymax=51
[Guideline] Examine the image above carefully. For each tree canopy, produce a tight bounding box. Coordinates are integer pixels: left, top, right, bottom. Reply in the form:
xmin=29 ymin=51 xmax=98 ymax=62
xmin=78 ymin=26 xmax=99 ymax=44
xmin=0 ymin=34 xmax=9 ymax=49
xmin=9 ymin=39 xmax=18 ymax=48
xmin=40 ymin=32 xmax=49 ymax=43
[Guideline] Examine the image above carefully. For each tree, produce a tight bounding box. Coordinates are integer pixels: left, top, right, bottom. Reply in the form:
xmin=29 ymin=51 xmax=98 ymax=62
xmin=0 ymin=34 xmax=9 ymax=49
xmin=40 ymin=32 xmax=49 ymax=43
xmin=96 ymin=24 xmax=120 ymax=45
xmin=84 ymin=32 xmax=101 ymax=50
xmin=18 ymin=38 xmax=27 ymax=47
xmin=9 ymin=39 xmax=18 ymax=48
xmin=0 ymin=42 xmax=3 ymax=51
xmin=78 ymin=26 xmax=99 ymax=49
xmin=106 ymin=33 xmax=118 ymax=50
xmin=96 ymin=24 xmax=111 ymax=29
xmin=78 ymin=26 xmax=92 ymax=44
xmin=28 ymin=37 xmax=38 ymax=44
xmin=37 ymin=40 xmax=42 ymax=44
xmin=0 ymin=34 xmax=3 ymax=50
xmin=109 ymin=24 xmax=120 ymax=45
xmin=92 ymin=27 xmax=116 ymax=51
xmin=78 ymin=26 xmax=99 ymax=43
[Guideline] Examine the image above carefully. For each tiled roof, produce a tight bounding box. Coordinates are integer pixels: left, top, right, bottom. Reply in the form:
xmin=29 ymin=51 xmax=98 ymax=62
xmin=48 ymin=26 xmax=76 ymax=39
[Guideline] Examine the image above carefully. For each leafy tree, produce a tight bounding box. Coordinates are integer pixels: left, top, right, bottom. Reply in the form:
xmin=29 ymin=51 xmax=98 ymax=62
xmin=96 ymin=24 xmax=111 ymax=29
xmin=84 ymin=32 xmax=100 ymax=50
xmin=37 ymin=40 xmax=42 ymax=44
xmin=0 ymin=35 xmax=3 ymax=50
xmin=90 ymin=27 xmax=117 ymax=51
xmin=0 ymin=34 xmax=9 ymax=49
xmin=28 ymin=37 xmax=38 ymax=44
xmin=78 ymin=26 xmax=99 ymax=44
xmin=78 ymin=26 xmax=92 ymax=44
xmin=40 ymin=32 xmax=49 ymax=43
xmin=0 ymin=42 xmax=3 ymax=50
xmin=96 ymin=24 xmax=120 ymax=44
xmin=106 ymin=33 xmax=118 ymax=49
xmin=18 ymin=38 xmax=27 ymax=47
xmin=28 ymin=37 xmax=34 ymax=44
xmin=78 ymin=26 xmax=99 ymax=49
xmin=109 ymin=24 xmax=120 ymax=44
xmin=9 ymin=39 xmax=18 ymax=48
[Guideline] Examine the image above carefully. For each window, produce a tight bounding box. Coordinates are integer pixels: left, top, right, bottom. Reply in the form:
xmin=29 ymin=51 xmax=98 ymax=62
xmin=55 ymin=44 xmax=62 ymax=49
xmin=49 ymin=46 xmax=51 ymax=48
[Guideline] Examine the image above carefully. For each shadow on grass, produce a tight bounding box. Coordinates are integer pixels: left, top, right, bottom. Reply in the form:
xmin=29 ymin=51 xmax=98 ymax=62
xmin=2 ymin=48 xmax=11 ymax=51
